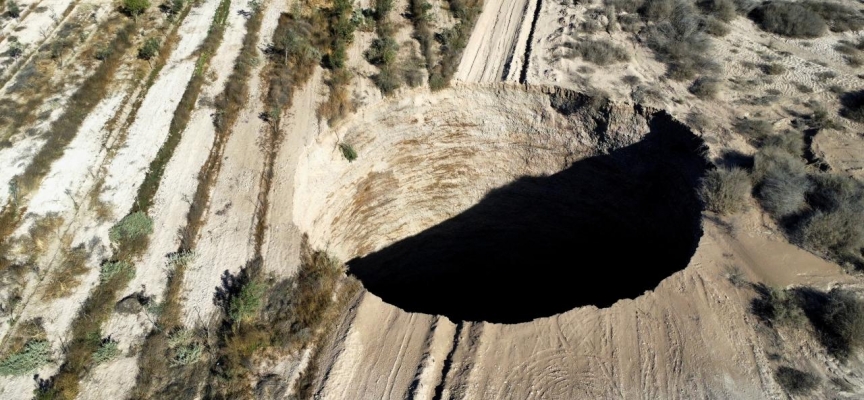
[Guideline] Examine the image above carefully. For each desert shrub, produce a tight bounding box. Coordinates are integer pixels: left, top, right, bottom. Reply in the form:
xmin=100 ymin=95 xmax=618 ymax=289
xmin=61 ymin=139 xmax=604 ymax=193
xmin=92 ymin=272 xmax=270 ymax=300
xmin=689 ymin=76 xmax=721 ymax=99
xmin=339 ymin=142 xmax=357 ymax=162
xmin=702 ymin=16 xmax=730 ymax=36
xmin=161 ymin=0 xmax=184 ymax=17
xmin=646 ymin=4 xmax=720 ymax=80
xmin=774 ymin=366 xmax=820 ymax=395
xmin=632 ymin=84 xmax=664 ymax=104
xmin=796 ymin=209 xmax=864 ymax=261
xmin=0 ymin=340 xmax=51 ymax=375
xmin=100 ymin=260 xmax=135 ymax=283
xmin=372 ymin=66 xmax=401 ymax=95
xmin=760 ymin=130 xmax=803 ymax=156
xmin=565 ymin=39 xmax=629 ymax=65
xmin=228 ymin=280 xmax=264 ymax=324
xmin=723 ymin=265 xmax=745 ymax=287
xmin=7 ymin=0 xmax=21 ymax=18
xmin=92 ymin=339 xmax=119 ymax=364
xmin=622 ymin=75 xmax=641 ymax=85
xmin=753 ymin=146 xmax=811 ymax=217
xmin=640 ymin=0 xmax=675 ymax=22
xmin=365 ymin=37 xmax=398 ymax=66
xmin=606 ymin=0 xmax=644 ymax=14
xmin=734 ymin=118 xmax=773 ymax=143
xmin=751 ymin=284 xmax=806 ymax=326
xmin=123 ymin=0 xmax=151 ymax=17
xmin=697 ymin=0 xmax=737 ymax=22
xmin=749 ymin=2 xmax=827 ymax=38
xmin=138 ymin=38 xmax=160 ymax=60
xmin=760 ymin=62 xmax=785 ymax=75
xmin=698 ymin=167 xmax=751 ymax=214
xmin=374 ymin=0 xmax=394 ymax=20
xmin=840 ymin=90 xmax=864 ymax=123
xmin=109 ymin=211 xmax=153 ymax=244
xmin=167 ymin=329 xmax=203 ymax=367
xmin=803 ymin=1 xmax=864 ymax=33
xmin=798 ymin=288 xmax=864 ymax=359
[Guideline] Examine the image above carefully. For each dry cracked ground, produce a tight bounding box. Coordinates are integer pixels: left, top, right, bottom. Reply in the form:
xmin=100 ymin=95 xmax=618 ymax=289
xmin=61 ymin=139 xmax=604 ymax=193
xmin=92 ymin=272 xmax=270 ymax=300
xmin=0 ymin=0 xmax=863 ymax=398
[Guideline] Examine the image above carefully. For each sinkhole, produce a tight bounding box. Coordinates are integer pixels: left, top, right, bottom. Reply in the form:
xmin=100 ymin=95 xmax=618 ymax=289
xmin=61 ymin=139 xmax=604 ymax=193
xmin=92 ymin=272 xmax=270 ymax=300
xmin=295 ymin=86 xmax=709 ymax=323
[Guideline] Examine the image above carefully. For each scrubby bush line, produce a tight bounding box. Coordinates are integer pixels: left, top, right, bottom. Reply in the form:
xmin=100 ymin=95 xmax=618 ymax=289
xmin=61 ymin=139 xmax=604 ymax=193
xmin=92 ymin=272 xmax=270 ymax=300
xmin=319 ymin=0 xmax=357 ymax=122
xmin=563 ymin=38 xmax=629 ymax=66
xmin=752 ymin=285 xmax=864 ymax=362
xmin=29 ymin=3 xmax=201 ymax=397
xmin=749 ymin=133 xmax=864 ymax=268
xmin=748 ymin=1 xmax=864 ymax=38
xmin=0 ymin=22 xmax=134 ymax=250
xmin=205 ymin=242 xmax=359 ymax=398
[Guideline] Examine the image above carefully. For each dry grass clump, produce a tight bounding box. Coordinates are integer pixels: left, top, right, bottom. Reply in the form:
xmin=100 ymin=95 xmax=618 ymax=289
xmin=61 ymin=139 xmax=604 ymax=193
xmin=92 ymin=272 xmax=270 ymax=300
xmin=42 ymin=245 xmax=89 ymax=300
xmin=774 ymin=366 xmax=820 ymax=395
xmin=753 ymin=146 xmax=810 ymax=218
xmin=563 ymin=38 xmax=629 ymax=65
xmin=760 ymin=62 xmax=785 ymax=75
xmin=698 ymin=167 xmax=750 ymax=214
xmin=748 ymin=2 xmax=827 ymax=38
xmin=734 ymin=118 xmax=773 ymax=143
xmin=688 ymin=76 xmax=720 ymax=99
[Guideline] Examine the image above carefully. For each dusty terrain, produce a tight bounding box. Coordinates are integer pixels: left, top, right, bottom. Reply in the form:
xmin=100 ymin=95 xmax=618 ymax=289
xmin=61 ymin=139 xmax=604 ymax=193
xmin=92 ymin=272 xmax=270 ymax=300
xmin=0 ymin=0 xmax=861 ymax=398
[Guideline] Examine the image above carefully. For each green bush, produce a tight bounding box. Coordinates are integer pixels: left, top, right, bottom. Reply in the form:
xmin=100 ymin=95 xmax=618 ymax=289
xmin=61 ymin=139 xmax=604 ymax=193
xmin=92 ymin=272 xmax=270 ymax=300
xmin=749 ymin=2 xmax=827 ymax=38
xmin=774 ymin=366 xmax=820 ymax=395
xmin=92 ymin=339 xmax=119 ymax=364
xmin=365 ymin=37 xmax=398 ymax=66
xmin=100 ymin=260 xmax=135 ymax=283
xmin=698 ymin=167 xmax=751 ymax=214
xmin=339 ymin=142 xmax=357 ymax=162
xmin=138 ymin=38 xmax=160 ymax=60
xmin=123 ymin=0 xmax=151 ymax=17
xmin=0 ymin=340 xmax=51 ymax=375
xmin=168 ymin=329 xmax=203 ymax=366
xmin=109 ymin=211 xmax=153 ymax=244
xmin=564 ymin=39 xmax=629 ymax=66
xmin=228 ymin=281 xmax=264 ymax=323
xmin=7 ymin=0 xmax=21 ymax=18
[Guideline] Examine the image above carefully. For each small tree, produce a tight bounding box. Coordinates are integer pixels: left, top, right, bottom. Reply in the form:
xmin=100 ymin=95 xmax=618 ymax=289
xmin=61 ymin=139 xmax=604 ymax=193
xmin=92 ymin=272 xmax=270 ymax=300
xmin=138 ymin=37 xmax=160 ymax=60
xmin=123 ymin=0 xmax=151 ymax=18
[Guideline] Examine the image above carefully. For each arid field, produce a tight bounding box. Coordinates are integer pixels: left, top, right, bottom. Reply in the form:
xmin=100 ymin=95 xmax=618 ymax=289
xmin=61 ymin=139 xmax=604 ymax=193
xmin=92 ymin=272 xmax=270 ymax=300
xmin=0 ymin=0 xmax=862 ymax=398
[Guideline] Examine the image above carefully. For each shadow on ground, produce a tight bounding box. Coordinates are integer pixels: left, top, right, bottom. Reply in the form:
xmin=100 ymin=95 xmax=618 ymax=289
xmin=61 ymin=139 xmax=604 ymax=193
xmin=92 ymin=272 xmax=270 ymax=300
xmin=349 ymin=115 xmax=709 ymax=323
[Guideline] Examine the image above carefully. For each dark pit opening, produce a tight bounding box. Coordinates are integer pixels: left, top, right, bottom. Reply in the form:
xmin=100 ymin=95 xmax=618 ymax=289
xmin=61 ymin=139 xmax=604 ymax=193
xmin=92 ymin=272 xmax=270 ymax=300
xmin=348 ymin=116 xmax=709 ymax=323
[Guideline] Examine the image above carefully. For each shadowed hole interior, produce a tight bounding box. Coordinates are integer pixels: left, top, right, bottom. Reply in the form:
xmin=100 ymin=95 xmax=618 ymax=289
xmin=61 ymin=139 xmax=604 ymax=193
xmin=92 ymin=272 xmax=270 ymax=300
xmin=348 ymin=122 xmax=708 ymax=323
